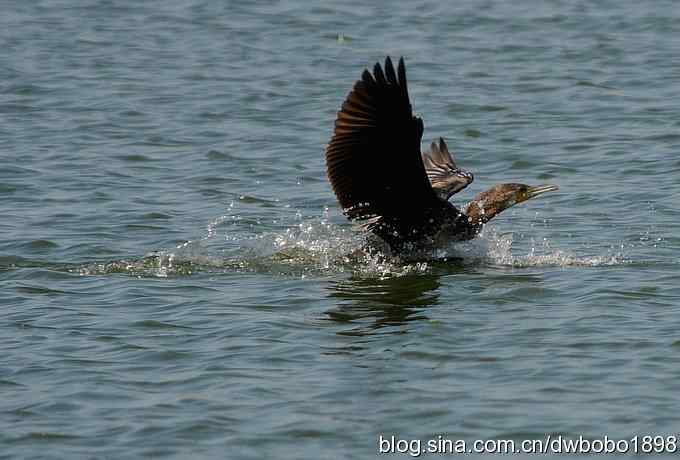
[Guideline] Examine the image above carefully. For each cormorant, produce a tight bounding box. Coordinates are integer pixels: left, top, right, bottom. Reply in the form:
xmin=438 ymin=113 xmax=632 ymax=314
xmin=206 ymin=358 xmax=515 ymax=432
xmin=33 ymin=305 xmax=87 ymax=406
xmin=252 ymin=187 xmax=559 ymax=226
xmin=325 ymin=57 xmax=558 ymax=253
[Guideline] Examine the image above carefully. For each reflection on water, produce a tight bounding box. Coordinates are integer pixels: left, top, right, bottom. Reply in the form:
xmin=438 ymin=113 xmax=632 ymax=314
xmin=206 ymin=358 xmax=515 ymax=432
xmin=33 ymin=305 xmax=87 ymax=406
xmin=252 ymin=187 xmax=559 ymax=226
xmin=3 ymin=0 xmax=680 ymax=458
xmin=324 ymin=274 xmax=444 ymax=336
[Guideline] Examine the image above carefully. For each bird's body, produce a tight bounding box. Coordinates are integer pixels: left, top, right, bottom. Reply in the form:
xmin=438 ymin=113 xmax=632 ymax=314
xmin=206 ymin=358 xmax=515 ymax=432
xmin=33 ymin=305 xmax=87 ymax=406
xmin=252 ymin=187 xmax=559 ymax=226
xmin=325 ymin=57 xmax=557 ymax=253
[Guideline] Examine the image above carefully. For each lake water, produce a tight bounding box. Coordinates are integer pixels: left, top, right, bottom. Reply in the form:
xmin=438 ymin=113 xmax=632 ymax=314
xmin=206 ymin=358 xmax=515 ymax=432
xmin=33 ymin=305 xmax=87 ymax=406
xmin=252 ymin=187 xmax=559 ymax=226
xmin=2 ymin=1 xmax=680 ymax=458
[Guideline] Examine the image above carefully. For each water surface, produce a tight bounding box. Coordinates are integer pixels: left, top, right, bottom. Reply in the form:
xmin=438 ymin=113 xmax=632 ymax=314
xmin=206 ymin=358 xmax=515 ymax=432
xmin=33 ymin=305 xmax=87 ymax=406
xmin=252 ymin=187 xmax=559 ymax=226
xmin=2 ymin=1 xmax=680 ymax=458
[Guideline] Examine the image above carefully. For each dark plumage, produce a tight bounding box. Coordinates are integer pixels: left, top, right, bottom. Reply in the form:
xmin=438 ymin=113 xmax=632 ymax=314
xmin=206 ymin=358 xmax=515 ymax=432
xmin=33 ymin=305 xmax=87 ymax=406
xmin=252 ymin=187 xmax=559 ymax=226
xmin=326 ymin=57 xmax=557 ymax=252
xmin=422 ymin=137 xmax=474 ymax=201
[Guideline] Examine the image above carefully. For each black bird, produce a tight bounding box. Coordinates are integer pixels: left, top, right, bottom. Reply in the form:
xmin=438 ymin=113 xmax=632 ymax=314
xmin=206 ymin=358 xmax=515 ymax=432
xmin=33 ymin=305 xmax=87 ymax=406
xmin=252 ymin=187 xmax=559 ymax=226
xmin=325 ymin=57 xmax=558 ymax=253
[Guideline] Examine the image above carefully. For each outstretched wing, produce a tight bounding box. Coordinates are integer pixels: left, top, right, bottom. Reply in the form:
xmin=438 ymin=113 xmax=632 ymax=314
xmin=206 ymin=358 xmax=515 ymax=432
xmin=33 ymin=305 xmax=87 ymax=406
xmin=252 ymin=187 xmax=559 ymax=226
xmin=325 ymin=57 xmax=446 ymax=244
xmin=422 ymin=137 xmax=474 ymax=201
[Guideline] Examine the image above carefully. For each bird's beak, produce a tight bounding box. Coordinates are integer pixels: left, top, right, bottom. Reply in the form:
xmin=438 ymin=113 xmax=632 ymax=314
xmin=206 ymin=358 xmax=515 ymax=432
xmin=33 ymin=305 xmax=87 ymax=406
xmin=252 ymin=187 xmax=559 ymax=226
xmin=520 ymin=184 xmax=559 ymax=203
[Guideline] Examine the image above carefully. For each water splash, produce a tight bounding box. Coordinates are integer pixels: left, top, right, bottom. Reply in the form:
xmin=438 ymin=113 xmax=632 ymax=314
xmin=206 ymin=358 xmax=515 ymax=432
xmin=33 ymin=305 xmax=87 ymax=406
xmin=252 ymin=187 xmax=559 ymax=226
xmin=482 ymin=229 xmax=628 ymax=268
xmin=73 ymin=208 xmax=638 ymax=278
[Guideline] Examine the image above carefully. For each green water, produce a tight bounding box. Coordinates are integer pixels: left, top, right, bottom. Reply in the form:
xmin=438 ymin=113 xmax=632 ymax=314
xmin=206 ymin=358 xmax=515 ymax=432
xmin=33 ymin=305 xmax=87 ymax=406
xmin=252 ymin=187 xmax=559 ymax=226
xmin=2 ymin=1 xmax=679 ymax=458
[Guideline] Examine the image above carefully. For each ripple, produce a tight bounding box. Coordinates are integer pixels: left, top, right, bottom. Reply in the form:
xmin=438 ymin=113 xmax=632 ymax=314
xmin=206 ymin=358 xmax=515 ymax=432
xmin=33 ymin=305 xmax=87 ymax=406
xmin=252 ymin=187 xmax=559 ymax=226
xmin=206 ymin=150 xmax=235 ymax=160
xmin=64 ymin=211 xmax=633 ymax=281
xmin=20 ymin=432 xmax=82 ymax=441
xmin=141 ymin=212 xmax=172 ymax=220
xmin=0 ymin=184 xmax=18 ymax=194
xmin=131 ymin=320 xmax=194 ymax=330
xmin=21 ymin=240 xmax=59 ymax=250
xmin=14 ymin=286 xmax=71 ymax=296
xmin=3 ymin=2 xmax=680 ymax=459
xmin=118 ymin=154 xmax=153 ymax=162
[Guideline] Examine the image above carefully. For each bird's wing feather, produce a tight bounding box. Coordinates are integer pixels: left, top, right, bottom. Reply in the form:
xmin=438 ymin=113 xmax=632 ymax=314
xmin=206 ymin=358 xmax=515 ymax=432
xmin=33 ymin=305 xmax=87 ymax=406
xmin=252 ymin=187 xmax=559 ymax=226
xmin=326 ymin=57 xmax=445 ymax=243
xmin=422 ymin=137 xmax=473 ymax=201
xmin=422 ymin=137 xmax=458 ymax=174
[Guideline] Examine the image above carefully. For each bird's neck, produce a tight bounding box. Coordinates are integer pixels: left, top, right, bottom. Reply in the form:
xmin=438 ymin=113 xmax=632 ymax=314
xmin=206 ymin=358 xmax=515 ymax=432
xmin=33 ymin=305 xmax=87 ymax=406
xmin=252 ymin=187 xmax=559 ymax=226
xmin=464 ymin=188 xmax=513 ymax=227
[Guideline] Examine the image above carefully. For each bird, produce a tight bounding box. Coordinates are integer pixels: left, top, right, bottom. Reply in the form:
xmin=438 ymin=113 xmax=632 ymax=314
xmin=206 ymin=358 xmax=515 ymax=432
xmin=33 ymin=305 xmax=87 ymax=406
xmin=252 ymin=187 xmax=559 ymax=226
xmin=325 ymin=56 xmax=558 ymax=253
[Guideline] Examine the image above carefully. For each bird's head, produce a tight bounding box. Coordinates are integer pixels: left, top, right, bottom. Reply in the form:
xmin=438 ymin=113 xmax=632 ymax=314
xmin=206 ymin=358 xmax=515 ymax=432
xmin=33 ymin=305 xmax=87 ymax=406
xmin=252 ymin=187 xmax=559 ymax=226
xmin=464 ymin=183 xmax=559 ymax=226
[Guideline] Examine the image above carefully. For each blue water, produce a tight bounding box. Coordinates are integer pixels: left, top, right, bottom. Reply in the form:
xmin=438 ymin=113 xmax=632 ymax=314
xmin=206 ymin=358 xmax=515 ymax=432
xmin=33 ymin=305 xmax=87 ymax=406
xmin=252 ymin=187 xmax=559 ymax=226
xmin=2 ymin=1 xmax=680 ymax=458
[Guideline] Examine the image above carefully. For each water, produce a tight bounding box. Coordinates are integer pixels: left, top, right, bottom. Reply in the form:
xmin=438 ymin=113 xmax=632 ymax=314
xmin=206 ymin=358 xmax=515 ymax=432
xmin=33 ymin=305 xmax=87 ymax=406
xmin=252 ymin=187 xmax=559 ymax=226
xmin=2 ymin=0 xmax=680 ymax=458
